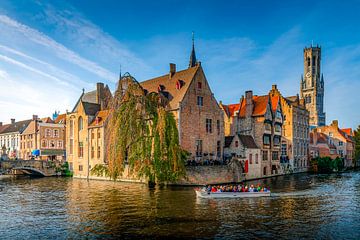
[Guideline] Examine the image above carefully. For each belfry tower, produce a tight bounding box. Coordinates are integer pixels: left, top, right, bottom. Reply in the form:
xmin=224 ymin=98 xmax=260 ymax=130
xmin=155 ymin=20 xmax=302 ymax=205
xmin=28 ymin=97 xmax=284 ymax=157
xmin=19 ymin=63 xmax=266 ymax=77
xmin=300 ymin=45 xmax=326 ymax=128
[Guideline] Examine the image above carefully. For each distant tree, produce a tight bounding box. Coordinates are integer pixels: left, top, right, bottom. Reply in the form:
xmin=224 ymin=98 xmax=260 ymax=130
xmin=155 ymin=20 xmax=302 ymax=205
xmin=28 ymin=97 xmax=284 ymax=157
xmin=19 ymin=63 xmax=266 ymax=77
xmin=354 ymin=125 xmax=360 ymax=167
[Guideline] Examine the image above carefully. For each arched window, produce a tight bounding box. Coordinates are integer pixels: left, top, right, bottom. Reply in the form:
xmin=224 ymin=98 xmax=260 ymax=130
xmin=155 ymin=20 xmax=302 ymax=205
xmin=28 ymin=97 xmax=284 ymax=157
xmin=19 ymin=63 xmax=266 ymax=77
xmin=78 ymin=117 xmax=83 ymax=131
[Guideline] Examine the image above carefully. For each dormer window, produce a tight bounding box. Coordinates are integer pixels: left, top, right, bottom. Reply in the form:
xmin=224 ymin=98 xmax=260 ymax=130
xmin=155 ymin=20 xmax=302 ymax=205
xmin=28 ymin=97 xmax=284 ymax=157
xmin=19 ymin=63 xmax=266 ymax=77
xmin=157 ymin=85 xmax=165 ymax=92
xmin=176 ymin=80 xmax=184 ymax=90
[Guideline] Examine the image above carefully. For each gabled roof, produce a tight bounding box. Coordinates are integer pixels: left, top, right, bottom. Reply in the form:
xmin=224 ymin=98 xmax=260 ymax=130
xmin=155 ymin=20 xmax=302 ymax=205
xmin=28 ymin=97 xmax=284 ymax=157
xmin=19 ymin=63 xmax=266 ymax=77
xmin=238 ymin=135 xmax=259 ymax=149
xmin=339 ymin=128 xmax=354 ymax=142
xmin=140 ymin=65 xmax=199 ymax=110
xmin=0 ymin=124 xmax=10 ymax=134
xmin=89 ymin=110 xmax=110 ymax=127
xmin=0 ymin=119 xmax=32 ymax=134
xmin=71 ymin=90 xmax=98 ymax=113
xmin=82 ymin=102 xmax=101 ymax=116
xmin=238 ymin=95 xmax=270 ymax=117
xmin=341 ymin=128 xmax=353 ymax=137
xmin=270 ymin=95 xmax=280 ymax=114
xmin=54 ymin=114 xmax=66 ymax=124
xmin=221 ymin=103 xmax=241 ymax=117
xmin=286 ymin=96 xmax=298 ymax=103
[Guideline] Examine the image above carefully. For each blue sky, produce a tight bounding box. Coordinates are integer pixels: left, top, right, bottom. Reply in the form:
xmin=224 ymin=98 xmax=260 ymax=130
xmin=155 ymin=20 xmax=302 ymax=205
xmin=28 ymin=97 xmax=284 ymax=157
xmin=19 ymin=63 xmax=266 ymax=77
xmin=0 ymin=0 xmax=360 ymax=129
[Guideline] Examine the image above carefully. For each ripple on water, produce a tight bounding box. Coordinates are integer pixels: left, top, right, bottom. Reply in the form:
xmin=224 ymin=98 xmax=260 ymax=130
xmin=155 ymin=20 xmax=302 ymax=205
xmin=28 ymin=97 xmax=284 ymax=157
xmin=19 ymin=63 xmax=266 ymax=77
xmin=1 ymin=172 xmax=360 ymax=239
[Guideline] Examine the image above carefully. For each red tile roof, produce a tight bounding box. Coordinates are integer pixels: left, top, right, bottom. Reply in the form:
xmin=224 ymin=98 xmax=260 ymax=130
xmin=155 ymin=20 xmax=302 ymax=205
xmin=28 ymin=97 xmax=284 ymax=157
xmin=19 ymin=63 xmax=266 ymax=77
xmin=270 ymin=95 xmax=280 ymax=113
xmin=341 ymin=128 xmax=353 ymax=137
xmin=140 ymin=65 xmax=199 ymax=110
xmin=239 ymin=95 xmax=269 ymax=117
xmin=54 ymin=114 xmax=66 ymax=124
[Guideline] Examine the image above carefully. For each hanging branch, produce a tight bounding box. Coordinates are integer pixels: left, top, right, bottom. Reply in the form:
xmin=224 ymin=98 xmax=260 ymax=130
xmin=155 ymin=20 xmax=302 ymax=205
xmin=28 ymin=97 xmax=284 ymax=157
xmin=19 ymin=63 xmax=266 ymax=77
xmin=92 ymin=73 xmax=187 ymax=184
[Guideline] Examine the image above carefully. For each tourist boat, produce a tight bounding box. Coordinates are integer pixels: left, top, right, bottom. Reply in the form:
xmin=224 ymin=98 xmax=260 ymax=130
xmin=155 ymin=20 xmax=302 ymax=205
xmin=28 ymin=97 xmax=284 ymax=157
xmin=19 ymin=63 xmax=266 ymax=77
xmin=195 ymin=189 xmax=271 ymax=198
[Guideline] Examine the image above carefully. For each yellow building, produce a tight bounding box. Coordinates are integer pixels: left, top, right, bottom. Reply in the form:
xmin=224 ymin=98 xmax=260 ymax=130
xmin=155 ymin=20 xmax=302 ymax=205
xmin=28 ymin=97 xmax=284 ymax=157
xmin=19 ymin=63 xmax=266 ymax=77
xmin=66 ymin=83 xmax=112 ymax=178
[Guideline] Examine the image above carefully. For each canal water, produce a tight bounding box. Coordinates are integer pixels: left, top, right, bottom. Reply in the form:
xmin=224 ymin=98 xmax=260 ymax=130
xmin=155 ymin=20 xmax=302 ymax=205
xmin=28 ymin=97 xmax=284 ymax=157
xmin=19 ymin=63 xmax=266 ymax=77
xmin=1 ymin=171 xmax=360 ymax=239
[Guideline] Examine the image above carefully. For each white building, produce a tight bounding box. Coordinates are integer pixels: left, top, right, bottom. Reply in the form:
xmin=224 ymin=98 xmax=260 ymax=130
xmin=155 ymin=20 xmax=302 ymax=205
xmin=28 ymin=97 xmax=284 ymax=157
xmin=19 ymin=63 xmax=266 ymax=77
xmin=0 ymin=119 xmax=32 ymax=159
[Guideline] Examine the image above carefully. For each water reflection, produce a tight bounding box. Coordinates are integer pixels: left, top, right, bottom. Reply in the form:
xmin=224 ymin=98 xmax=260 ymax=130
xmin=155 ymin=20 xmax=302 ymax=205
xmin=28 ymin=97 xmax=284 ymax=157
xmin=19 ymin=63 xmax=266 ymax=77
xmin=1 ymin=172 xmax=360 ymax=239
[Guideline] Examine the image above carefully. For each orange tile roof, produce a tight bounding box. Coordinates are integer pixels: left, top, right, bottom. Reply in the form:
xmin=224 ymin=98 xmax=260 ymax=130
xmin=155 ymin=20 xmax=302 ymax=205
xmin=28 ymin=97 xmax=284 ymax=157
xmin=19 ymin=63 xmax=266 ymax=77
xmin=222 ymin=103 xmax=241 ymax=117
xmin=89 ymin=110 xmax=110 ymax=127
xmin=341 ymin=128 xmax=353 ymax=137
xmin=140 ymin=65 xmax=199 ymax=110
xmin=238 ymin=95 xmax=269 ymax=117
xmin=54 ymin=114 xmax=66 ymax=124
xmin=270 ymin=95 xmax=280 ymax=113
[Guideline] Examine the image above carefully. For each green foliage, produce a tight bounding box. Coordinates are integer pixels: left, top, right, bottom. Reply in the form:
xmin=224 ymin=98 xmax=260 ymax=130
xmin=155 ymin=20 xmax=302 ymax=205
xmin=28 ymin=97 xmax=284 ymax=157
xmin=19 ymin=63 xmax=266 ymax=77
xmin=354 ymin=126 xmax=360 ymax=165
xmin=105 ymin=74 xmax=187 ymax=184
xmin=313 ymin=156 xmax=344 ymax=173
xmin=60 ymin=161 xmax=73 ymax=177
xmin=90 ymin=164 xmax=109 ymax=177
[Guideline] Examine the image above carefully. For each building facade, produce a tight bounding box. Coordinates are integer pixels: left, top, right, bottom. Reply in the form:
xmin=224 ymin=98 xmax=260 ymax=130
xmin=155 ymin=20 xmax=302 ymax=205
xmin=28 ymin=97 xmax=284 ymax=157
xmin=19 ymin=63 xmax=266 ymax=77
xmin=269 ymin=85 xmax=310 ymax=172
xmin=300 ymin=45 xmax=326 ymax=128
xmin=224 ymin=134 xmax=262 ymax=179
xmin=139 ymin=46 xmax=224 ymax=164
xmin=0 ymin=119 xmax=31 ymax=159
xmin=220 ymin=88 xmax=284 ymax=177
xmin=66 ymin=83 xmax=112 ymax=178
xmin=314 ymin=120 xmax=354 ymax=167
xmin=20 ymin=116 xmax=66 ymax=161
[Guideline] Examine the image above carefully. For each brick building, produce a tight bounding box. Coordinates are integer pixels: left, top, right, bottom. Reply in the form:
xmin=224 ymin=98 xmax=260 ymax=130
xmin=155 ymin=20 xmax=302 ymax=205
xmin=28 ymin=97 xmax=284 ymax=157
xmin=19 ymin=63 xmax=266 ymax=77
xmin=314 ymin=120 xmax=355 ymax=167
xmin=268 ymin=85 xmax=310 ymax=173
xmin=139 ymin=44 xmax=224 ymax=163
xmin=224 ymin=134 xmax=261 ymax=179
xmin=20 ymin=116 xmax=66 ymax=161
xmin=66 ymin=83 xmax=112 ymax=178
xmin=220 ymin=88 xmax=284 ymax=177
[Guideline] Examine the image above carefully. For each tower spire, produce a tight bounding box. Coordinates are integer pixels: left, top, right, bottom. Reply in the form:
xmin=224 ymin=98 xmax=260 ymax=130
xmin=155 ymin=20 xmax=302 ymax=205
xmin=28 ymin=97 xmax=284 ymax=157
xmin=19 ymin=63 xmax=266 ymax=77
xmin=189 ymin=31 xmax=197 ymax=68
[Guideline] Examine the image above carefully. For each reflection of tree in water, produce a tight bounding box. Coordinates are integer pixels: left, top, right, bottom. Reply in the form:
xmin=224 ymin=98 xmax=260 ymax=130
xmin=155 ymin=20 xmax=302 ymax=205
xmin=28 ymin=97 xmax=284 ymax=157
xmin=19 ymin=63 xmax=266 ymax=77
xmin=65 ymin=180 xmax=219 ymax=238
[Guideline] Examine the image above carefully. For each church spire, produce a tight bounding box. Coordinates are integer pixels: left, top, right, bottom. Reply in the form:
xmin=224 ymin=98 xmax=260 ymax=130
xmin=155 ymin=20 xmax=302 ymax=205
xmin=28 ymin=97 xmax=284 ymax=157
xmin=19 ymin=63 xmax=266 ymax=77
xmin=189 ymin=31 xmax=197 ymax=68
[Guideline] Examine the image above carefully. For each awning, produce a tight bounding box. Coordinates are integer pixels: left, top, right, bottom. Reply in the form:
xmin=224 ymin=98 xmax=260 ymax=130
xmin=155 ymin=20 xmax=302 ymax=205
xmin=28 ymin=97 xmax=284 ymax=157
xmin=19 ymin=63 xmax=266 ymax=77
xmin=32 ymin=149 xmax=40 ymax=156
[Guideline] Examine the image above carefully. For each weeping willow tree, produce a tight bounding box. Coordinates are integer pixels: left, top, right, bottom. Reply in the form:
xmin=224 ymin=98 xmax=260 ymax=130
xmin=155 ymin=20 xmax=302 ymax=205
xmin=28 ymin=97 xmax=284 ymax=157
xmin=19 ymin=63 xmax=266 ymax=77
xmin=96 ymin=73 xmax=187 ymax=184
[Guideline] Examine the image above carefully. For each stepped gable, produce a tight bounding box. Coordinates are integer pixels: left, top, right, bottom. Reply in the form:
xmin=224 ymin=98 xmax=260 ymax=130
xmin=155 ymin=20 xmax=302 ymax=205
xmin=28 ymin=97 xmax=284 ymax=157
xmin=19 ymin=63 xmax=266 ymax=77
xmin=140 ymin=65 xmax=199 ymax=110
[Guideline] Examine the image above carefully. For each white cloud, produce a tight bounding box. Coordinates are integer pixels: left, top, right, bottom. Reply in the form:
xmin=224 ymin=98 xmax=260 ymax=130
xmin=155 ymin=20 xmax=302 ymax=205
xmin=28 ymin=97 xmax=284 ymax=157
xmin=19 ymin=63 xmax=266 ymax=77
xmin=0 ymin=14 xmax=117 ymax=81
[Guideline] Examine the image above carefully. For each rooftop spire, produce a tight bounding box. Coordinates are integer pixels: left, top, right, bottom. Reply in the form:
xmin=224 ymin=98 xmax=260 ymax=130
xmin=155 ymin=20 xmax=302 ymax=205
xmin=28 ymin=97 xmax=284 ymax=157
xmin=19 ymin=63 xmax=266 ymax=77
xmin=189 ymin=31 xmax=197 ymax=68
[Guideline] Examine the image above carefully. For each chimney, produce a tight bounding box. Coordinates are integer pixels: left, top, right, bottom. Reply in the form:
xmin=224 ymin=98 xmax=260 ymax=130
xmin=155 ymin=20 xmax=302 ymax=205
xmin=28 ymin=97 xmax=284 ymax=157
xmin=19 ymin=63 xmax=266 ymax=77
xmin=11 ymin=118 xmax=15 ymax=124
xmin=331 ymin=120 xmax=339 ymax=128
xmin=169 ymin=63 xmax=176 ymax=78
xmin=96 ymin=82 xmax=104 ymax=106
xmin=32 ymin=115 xmax=38 ymax=121
xmin=245 ymin=90 xmax=253 ymax=118
xmin=272 ymin=84 xmax=277 ymax=90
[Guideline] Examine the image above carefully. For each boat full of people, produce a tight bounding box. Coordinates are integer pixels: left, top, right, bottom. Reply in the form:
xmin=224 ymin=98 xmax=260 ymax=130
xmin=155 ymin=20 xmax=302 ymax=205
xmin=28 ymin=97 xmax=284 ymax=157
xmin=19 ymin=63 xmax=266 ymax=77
xmin=195 ymin=184 xmax=271 ymax=198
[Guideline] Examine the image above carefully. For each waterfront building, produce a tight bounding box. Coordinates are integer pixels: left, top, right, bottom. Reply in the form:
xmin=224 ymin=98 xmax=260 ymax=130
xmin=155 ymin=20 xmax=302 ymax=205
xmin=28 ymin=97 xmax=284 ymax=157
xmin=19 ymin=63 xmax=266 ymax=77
xmin=220 ymin=87 xmax=284 ymax=177
xmin=20 ymin=115 xmax=66 ymax=161
xmin=0 ymin=119 xmax=31 ymax=159
xmin=223 ymin=134 xmax=262 ymax=179
xmin=66 ymin=83 xmax=112 ymax=178
xmin=268 ymin=85 xmax=310 ymax=173
xmin=300 ymin=45 xmax=326 ymax=128
xmin=138 ymin=41 xmax=224 ymax=164
xmin=314 ymin=120 xmax=355 ymax=167
xmin=309 ymin=130 xmax=339 ymax=159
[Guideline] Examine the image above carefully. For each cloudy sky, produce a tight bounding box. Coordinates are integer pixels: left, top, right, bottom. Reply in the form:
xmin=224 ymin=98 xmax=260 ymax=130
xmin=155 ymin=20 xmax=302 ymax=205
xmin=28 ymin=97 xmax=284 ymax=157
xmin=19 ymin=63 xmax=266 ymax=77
xmin=0 ymin=0 xmax=360 ymax=129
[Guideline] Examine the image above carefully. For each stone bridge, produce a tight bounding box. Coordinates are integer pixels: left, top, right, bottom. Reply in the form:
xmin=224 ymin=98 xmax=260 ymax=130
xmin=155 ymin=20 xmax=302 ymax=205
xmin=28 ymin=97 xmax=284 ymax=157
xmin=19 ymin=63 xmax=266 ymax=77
xmin=0 ymin=160 xmax=60 ymax=177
